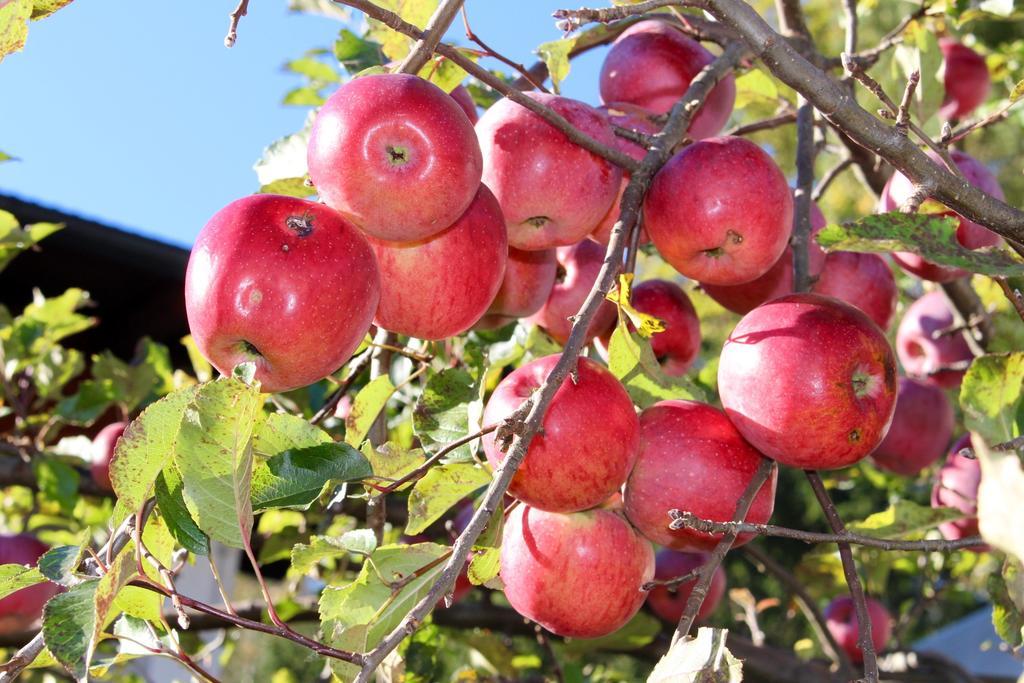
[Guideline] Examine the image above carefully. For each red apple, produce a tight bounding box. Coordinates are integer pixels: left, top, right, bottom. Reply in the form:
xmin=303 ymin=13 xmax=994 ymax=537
xmin=91 ymin=421 xmax=127 ymax=492
xmin=812 ymin=252 xmax=897 ymax=331
xmin=931 ymin=434 xmax=984 ymax=544
xmin=624 ymin=400 xmax=776 ymax=550
xmin=599 ymin=20 xmax=736 ymax=139
xmin=870 ymin=377 xmax=954 ymax=476
xmin=500 ymin=505 xmax=654 ymax=638
xmin=702 ymin=199 xmax=828 ymax=315
xmin=895 ymin=290 xmax=974 ymax=389
xmin=449 ymin=85 xmax=479 ymax=124
xmin=369 ymin=185 xmax=507 ymax=340
xmin=185 ymin=195 xmax=380 ymax=393
xmin=718 ymin=294 xmax=898 ymax=470
xmin=486 ymin=247 xmax=558 ymax=320
xmin=646 ymin=550 xmax=726 ymax=624
xmin=476 ymin=93 xmax=623 ymax=250
xmin=482 ymin=355 xmax=639 ymax=513
xmin=525 ymin=240 xmax=617 ymax=346
xmin=644 ymin=136 xmax=792 ymax=285
xmin=939 ymin=39 xmax=990 ymax=120
xmin=307 ymin=73 xmax=482 ymax=242
xmin=590 ymin=103 xmax=659 ymax=246
xmin=617 ymin=279 xmax=702 ymax=374
xmin=880 ymin=149 xmax=1003 ymax=282
xmin=0 ymin=535 xmax=60 ymax=634
xmin=700 ymin=195 xmax=826 ymax=313
xmin=824 ymin=595 xmax=892 ymax=664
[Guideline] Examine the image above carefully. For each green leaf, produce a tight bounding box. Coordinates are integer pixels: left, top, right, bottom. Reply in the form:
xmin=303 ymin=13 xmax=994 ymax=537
xmin=0 ymin=0 xmax=31 ymax=64
xmin=417 ymin=53 xmax=470 ymax=94
xmin=38 ymin=542 xmax=87 ymax=586
xmin=847 ymin=500 xmax=966 ymax=539
xmin=282 ymin=85 xmax=326 ymax=106
xmin=733 ymin=69 xmax=780 ymax=108
xmin=413 ymin=368 xmax=481 ymax=462
xmin=285 ymin=56 xmax=339 ymax=82
xmin=536 ymin=37 xmax=574 ymax=93
xmin=0 ymin=563 xmax=46 ymax=599
xmin=254 ymin=115 xmax=313 ymax=194
xmin=31 ymin=0 xmax=74 ymax=20
xmin=110 ymin=385 xmax=198 ymax=512
xmin=365 ymin=0 xmax=438 ymax=61
xmin=180 ymin=335 xmax=212 ymax=383
xmin=466 ymin=547 xmax=499 ymax=587
xmin=32 ymin=458 xmax=79 ymax=514
xmin=606 ymin=322 xmax=706 ymax=409
xmin=345 ymin=374 xmax=396 ymax=447
xmin=990 ymin=556 xmax=1024 ymax=648
xmin=291 ymin=529 xmax=378 ymax=574
xmin=976 ymin=439 xmax=1024 ymax=564
xmin=334 ymin=29 xmax=383 ymax=73
xmin=0 ymin=150 xmax=16 ymax=163
xmin=173 ymin=377 xmax=262 ymax=549
xmin=1011 ymin=78 xmax=1024 ymax=103
xmin=816 ymin=213 xmax=1024 ymax=277
xmin=91 ymin=350 xmax=159 ymax=412
xmin=320 ymin=542 xmax=448 ymax=678
xmin=647 ymin=627 xmax=742 ymax=682
xmin=0 ymin=217 xmax=62 ymax=271
xmin=31 ymin=345 xmax=84 ymax=400
xmin=42 ymin=579 xmax=99 ymax=679
xmin=364 ymin=441 xmax=427 ymax=488
xmin=564 ymin=611 xmax=662 ymax=655
xmin=54 ymin=379 xmax=115 ymax=425
xmin=960 ymin=353 xmax=1024 ymax=444
xmin=257 ymin=176 xmax=313 ymax=198
xmin=405 ymin=463 xmax=491 ymax=535
xmin=20 ymin=287 xmax=94 ymax=342
xmin=154 ymin=466 xmax=209 ymax=556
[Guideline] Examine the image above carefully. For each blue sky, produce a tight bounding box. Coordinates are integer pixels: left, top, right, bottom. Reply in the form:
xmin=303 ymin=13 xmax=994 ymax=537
xmin=0 ymin=2 xmax=606 ymax=248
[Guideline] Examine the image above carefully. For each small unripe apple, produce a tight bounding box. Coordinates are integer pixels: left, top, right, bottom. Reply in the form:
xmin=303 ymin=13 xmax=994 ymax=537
xmin=599 ymin=20 xmax=736 ymax=138
xmin=870 ymin=377 xmax=954 ymax=476
xmin=719 ymin=294 xmax=898 ymax=470
xmin=895 ymin=290 xmax=973 ymax=389
xmin=644 ymin=137 xmax=792 ymax=285
xmin=939 ymin=39 xmax=990 ymax=120
xmin=590 ymin=103 xmax=659 ymax=246
xmin=500 ymin=505 xmax=654 ymax=638
xmin=880 ymin=150 xmax=1002 ymax=282
xmin=646 ymin=550 xmax=726 ymax=625
xmin=0 ymin=535 xmax=59 ymax=634
xmin=824 ymin=595 xmax=892 ymax=663
xmin=482 ymin=355 xmax=639 ymax=513
xmin=931 ymin=434 xmax=985 ymax=545
xmin=369 ymin=185 xmax=507 ymax=340
xmin=91 ymin=421 xmax=127 ymax=492
xmin=486 ymin=247 xmax=558 ymax=320
xmin=525 ymin=240 xmax=618 ymax=346
xmin=812 ymin=252 xmax=897 ymax=331
xmin=476 ymin=93 xmax=622 ymax=250
xmin=307 ymin=73 xmax=482 ymax=242
xmin=185 ymin=195 xmax=380 ymax=393
xmin=702 ymin=199 xmax=828 ymax=314
xmin=624 ymin=400 xmax=776 ymax=551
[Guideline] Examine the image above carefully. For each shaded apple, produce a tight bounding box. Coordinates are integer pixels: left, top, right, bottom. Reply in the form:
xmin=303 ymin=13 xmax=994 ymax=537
xmin=824 ymin=595 xmax=892 ymax=664
xmin=644 ymin=136 xmax=792 ymax=285
xmin=879 ymin=149 xmax=1002 ymax=282
xmin=307 ymin=73 xmax=482 ymax=242
xmin=91 ymin=421 xmax=127 ymax=492
xmin=646 ymin=550 xmax=726 ymax=624
xmin=500 ymin=505 xmax=654 ymax=638
xmin=895 ymin=290 xmax=974 ymax=389
xmin=599 ymin=20 xmax=736 ymax=138
xmin=185 ymin=195 xmax=380 ymax=393
xmin=476 ymin=93 xmax=622 ymax=250
xmin=449 ymin=84 xmax=479 ymax=124
xmin=590 ymin=103 xmax=659 ymax=246
xmin=718 ymin=294 xmax=898 ymax=470
xmin=0 ymin=535 xmax=60 ymax=634
xmin=939 ymin=39 xmax=990 ymax=120
xmin=624 ymin=399 xmax=776 ymax=550
xmin=702 ymin=197 xmax=827 ymax=314
xmin=482 ymin=355 xmax=639 ymax=513
xmin=812 ymin=251 xmax=897 ymax=331
xmin=931 ymin=434 xmax=985 ymax=545
xmin=486 ymin=247 xmax=557 ymax=320
xmin=870 ymin=377 xmax=954 ymax=476
xmin=370 ymin=185 xmax=507 ymax=340
xmin=525 ymin=240 xmax=617 ymax=346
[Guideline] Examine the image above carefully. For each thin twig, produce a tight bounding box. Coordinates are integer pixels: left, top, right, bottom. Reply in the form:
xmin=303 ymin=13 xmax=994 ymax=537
xmin=894 ymin=70 xmax=920 ymax=135
xmin=723 ymin=110 xmax=797 ymax=137
xmin=842 ymin=0 xmax=858 ymax=55
xmin=994 ymin=277 xmax=1024 ymax=324
xmin=311 ymin=350 xmax=372 ymax=425
xmin=461 ymin=6 xmax=549 ymax=92
xmin=805 ymin=471 xmax=879 ymax=683
xmin=374 ymin=424 xmax=497 ymax=495
xmin=224 ymin=0 xmax=250 ymax=48
xmin=812 ymin=157 xmax=854 ymax=201
xmin=941 ymin=97 xmax=1022 ymax=146
xmin=642 ymin=568 xmax=699 ymax=591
